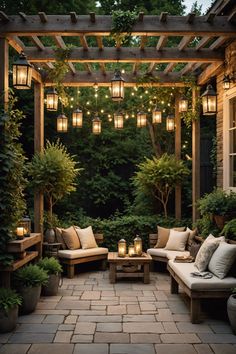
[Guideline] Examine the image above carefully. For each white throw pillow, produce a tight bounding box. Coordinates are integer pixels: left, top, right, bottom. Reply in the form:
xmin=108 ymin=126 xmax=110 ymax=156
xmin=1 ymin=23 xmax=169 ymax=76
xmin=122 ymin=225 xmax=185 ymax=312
xmin=208 ymin=242 xmax=236 ymax=279
xmin=75 ymin=226 xmax=98 ymax=249
xmin=195 ymin=234 xmax=225 ymax=272
xmin=164 ymin=229 xmax=190 ymax=251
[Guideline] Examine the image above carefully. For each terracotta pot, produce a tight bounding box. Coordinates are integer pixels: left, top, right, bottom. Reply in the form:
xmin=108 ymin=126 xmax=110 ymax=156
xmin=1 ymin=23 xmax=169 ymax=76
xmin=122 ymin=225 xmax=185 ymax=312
xmin=227 ymin=294 xmax=236 ymax=334
xmin=214 ymin=215 xmax=226 ymax=229
xmin=0 ymin=305 xmax=18 ymax=333
xmin=41 ymin=273 xmax=60 ymax=296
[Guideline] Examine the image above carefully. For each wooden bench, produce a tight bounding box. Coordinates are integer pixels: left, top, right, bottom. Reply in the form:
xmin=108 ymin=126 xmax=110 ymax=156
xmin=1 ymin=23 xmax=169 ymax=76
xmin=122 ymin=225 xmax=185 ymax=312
xmin=58 ymin=234 xmax=108 ymax=278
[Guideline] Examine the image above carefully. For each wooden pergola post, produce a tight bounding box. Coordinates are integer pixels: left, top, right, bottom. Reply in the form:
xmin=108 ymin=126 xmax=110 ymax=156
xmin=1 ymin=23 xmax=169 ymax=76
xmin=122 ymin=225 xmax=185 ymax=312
xmin=175 ymin=94 xmax=181 ymax=220
xmin=34 ymin=81 xmax=44 ymax=234
xmin=0 ymin=37 xmax=9 ymax=109
xmin=192 ymin=87 xmax=200 ymax=222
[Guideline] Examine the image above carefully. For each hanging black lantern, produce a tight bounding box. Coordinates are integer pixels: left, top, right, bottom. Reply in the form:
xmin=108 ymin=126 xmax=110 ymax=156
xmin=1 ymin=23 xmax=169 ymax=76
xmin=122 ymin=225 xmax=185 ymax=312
xmin=179 ymin=95 xmax=188 ymax=113
xmin=111 ymin=70 xmax=125 ymax=101
xmin=57 ymin=114 xmax=68 ymax=132
xmin=201 ymin=84 xmax=217 ymax=115
xmin=72 ymin=108 xmax=83 ymax=128
xmin=46 ymin=88 xmax=59 ymax=111
xmin=92 ymin=116 xmax=101 ymax=134
xmin=114 ymin=112 xmax=124 ymax=129
xmin=137 ymin=111 xmax=147 ymax=127
xmin=223 ymin=75 xmax=231 ymax=90
xmin=152 ymin=106 xmax=162 ymax=124
xmin=12 ymin=52 xmax=32 ymax=89
xmin=166 ymin=114 xmax=175 ymax=131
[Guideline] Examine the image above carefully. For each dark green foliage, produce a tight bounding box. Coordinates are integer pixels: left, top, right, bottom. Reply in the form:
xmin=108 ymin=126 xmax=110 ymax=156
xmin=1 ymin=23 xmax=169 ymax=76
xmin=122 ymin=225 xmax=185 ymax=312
xmin=0 ymin=93 xmax=26 ymax=265
xmin=61 ymin=214 xmax=191 ymax=251
xmin=14 ymin=264 xmax=49 ymax=288
xmin=0 ymin=288 xmax=22 ymax=314
xmin=38 ymin=257 xmax=62 ymax=275
xmin=194 ymin=215 xmax=220 ymax=238
xmin=221 ymin=219 xmax=236 ymax=241
xmin=197 ymin=189 xmax=236 ymax=216
xmin=111 ymin=10 xmax=138 ymax=45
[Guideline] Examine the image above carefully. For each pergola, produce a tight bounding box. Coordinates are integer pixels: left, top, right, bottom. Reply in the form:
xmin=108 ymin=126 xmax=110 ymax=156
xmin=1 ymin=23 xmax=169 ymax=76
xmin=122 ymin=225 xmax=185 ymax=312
xmin=0 ymin=3 xmax=236 ymax=232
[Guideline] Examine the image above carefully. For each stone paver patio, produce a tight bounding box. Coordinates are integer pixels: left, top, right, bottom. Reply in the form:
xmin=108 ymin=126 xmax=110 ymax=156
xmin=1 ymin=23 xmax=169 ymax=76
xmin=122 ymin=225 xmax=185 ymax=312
xmin=0 ymin=270 xmax=236 ymax=354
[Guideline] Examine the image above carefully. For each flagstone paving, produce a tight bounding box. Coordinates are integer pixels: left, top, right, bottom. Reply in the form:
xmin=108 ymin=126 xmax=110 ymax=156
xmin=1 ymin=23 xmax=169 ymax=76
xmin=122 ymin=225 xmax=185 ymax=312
xmin=0 ymin=270 xmax=236 ymax=354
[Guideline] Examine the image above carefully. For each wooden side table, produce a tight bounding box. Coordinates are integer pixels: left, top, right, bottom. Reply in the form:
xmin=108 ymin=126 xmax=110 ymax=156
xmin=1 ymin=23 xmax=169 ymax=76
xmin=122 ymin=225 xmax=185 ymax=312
xmin=108 ymin=252 xmax=152 ymax=284
xmin=43 ymin=242 xmax=61 ymax=258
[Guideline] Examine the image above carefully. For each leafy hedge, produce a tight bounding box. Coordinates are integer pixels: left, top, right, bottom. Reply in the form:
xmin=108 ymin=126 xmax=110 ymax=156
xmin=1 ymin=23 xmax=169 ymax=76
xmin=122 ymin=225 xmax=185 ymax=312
xmin=60 ymin=214 xmax=191 ymax=251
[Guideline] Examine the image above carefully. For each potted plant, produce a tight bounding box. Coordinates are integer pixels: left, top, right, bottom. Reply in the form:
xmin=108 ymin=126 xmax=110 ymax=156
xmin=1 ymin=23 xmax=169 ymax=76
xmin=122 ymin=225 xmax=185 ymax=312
xmin=27 ymin=140 xmax=81 ymax=242
xmin=221 ymin=219 xmax=236 ymax=241
xmin=227 ymin=288 xmax=236 ymax=334
xmin=0 ymin=288 xmax=22 ymax=333
xmin=38 ymin=257 xmax=62 ymax=296
xmin=14 ymin=264 xmax=48 ymax=314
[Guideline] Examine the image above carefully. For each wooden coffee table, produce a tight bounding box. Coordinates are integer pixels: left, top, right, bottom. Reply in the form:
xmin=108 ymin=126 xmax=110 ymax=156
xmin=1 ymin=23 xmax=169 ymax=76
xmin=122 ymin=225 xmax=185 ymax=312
xmin=108 ymin=252 xmax=152 ymax=284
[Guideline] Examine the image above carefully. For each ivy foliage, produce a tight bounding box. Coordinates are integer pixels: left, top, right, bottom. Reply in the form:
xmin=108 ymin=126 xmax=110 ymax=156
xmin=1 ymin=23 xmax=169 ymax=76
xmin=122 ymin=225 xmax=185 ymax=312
xmin=0 ymin=93 xmax=26 ymax=265
xmin=111 ymin=10 xmax=138 ymax=45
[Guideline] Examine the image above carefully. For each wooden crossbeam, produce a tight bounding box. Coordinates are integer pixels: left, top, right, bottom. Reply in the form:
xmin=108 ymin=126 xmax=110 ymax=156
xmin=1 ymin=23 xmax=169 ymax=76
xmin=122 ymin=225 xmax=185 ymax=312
xmin=19 ymin=12 xmax=27 ymax=21
xmin=25 ymin=47 xmax=224 ymax=63
xmin=99 ymin=63 xmax=106 ymax=75
xmin=228 ymin=10 xmax=236 ymax=23
xmin=195 ymin=36 xmax=211 ymax=50
xmin=178 ymin=36 xmax=193 ymax=51
xmin=181 ymin=63 xmax=194 ymax=75
xmin=96 ymin=36 xmax=103 ymax=50
xmin=44 ymin=71 xmax=188 ymax=87
xmin=1 ymin=16 xmax=235 ymax=37
xmin=160 ymin=12 xmax=168 ymax=22
xmin=70 ymin=12 xmax=77 ymax=23
xmin=79 ymin=35 xmax=89 ymax=50
xmin=164 ymin=63 xmax=175 ymax=73
xmin=205 ymin=12 xmax=216 ymax=24
xmin=132 ymin=63 xmax=139 ymax=74
xmin=140 ymin=36 xmax=148 ymax=50
xmin=156 ymin=35 xmax=167 ymax=50
xmin=147 ymin=63 xmax=155 ymax=73
xmin=0 ymin=11 xmax=9 ymax=22
xmin=7 ymin=35 xmax=25 ymax=53
xmin=209 ymin=36 xmax=228 ymax=50
xmin=32 ymin=67 xmax=43 ymax=83
xmin=197 ymin=61 xmax=224 ymax=85
xmin=31 ymin=36 xmax=44 ymax=50
xmin=84 ymin=63 xmax=92 ymax=74
xmin=186 ymin=13 xmax=195 ymax=24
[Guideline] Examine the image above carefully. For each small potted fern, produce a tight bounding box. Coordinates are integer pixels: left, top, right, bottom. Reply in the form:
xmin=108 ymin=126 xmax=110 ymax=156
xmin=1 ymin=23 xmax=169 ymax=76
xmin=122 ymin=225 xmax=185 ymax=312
xmin=14 ymin=264 xmax=48 ymax=314
xmin=38 ymin=257 xmax=62 ymax=296
xmin=0 ymin=288 xmax=22 ymax=332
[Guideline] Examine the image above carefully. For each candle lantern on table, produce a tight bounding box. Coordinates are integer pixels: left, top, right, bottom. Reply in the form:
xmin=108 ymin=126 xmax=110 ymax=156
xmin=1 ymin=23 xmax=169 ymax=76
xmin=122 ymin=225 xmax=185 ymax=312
xmin=18 ymin=216 xmax=31 ymax=237
xmin=118 ymin=239 xmax=126 ymax=257
xmin=134 ymin=235 xmax=142 ymax=256
xmin=16 ymin=227 xmax=24 ymax=239
xmin=128 ymin=244 xmax=135 ymax=257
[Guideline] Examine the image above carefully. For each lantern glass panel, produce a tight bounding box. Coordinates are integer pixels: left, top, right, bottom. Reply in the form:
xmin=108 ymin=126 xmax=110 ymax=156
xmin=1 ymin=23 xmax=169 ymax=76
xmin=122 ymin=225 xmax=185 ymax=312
xmin=152 ymin=109 xmax=162 ymax=124
xmin=118 ymin=239 xmax=126 ymax=257
xmin=46 ymin=89 xmax=58 ymax=111
xmin=128 ymin=245 xmax=135 ymax=257
xmin=13 ymin=59 xmax=32 ymax=89
xmin=201 ymin=84 xmax=217 ymax=115
xmin=179 ymin=98 xmax=188 ymax=112
xmin=111 ymin=70 xmax=125 ymax=101
xmin=166 ymin=116 xmax=175 ymax=131
xmin=18 ymin=216 xmax=31 ymax=237
xmin=57 ymin=114 xmax=68 ymax=132
xmin=92 ymin=117 xmax=101 ymax=134
xmin=114 ymin=113 xmax=124 ymax=129
xmin=72 ymin=109 xmax=83 ymax=128
xmin=134 ymin=236 xmax=142 ymax=256
xmin=137 ymin=112 xmax=147 ymax=127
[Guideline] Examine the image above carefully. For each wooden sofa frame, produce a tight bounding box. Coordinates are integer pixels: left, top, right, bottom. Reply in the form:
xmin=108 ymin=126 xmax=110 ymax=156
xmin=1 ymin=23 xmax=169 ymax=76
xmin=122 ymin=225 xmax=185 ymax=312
xmin=60 ymin=234 xmax=107 ymax=278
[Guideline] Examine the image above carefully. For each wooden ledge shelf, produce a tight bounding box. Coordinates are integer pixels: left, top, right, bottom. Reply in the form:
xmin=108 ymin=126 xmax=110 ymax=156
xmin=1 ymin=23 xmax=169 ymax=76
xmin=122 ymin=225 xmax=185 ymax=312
xmin=1 ymin=251 xmax=39 ymax=272
xmin=6 ymin=233 xmax=41 ymax=252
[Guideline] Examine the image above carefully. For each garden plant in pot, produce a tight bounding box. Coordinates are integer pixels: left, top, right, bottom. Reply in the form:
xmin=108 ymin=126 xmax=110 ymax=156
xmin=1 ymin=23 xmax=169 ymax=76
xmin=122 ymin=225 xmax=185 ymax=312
xmin=14 ymin=264 xmax=48 ymax=315
xmin=38 ymin=257 xmax=62 ymax=296
xmin=0 ymin=288 xmax=22 ymax=333
xmin=27 ymin=140 xmax=80 ymax=243
xmin=227 ymin=288 xmax=236 ymax=334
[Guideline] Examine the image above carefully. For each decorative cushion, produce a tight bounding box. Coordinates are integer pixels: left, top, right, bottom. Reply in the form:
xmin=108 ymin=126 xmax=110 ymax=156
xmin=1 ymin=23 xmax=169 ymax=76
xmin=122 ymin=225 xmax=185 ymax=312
xmin=55 ymin=227 xmax=67 ymax=249
xmin=189 ymin=242 xmax=202 ymax=259
xmin=62 ymin=226 xmax=81 ymax=250
xmin=208 ymin=242 xmax=236 ymax=279
xmin=164 ymin=229 xmax=190 ymax=252
xmin=195 ymin=234 xmax=225 ymax=272
xmin=155 ymin=226 xmax=185 ymax=248
xmin=58 ymin=247 xmax=108 ymax=259
xmin=186 ymin=227 xmax=198 ymax=251
xmin=75 ymin=226 xmax=98 ymax=249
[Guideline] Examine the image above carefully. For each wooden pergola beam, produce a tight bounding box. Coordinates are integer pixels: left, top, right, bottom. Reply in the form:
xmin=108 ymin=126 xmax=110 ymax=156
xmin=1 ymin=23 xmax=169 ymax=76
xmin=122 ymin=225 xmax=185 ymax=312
xmin=197 ymin=61 xmax=224 ymax=85
xmin=195 ymin=36 xmax=211 ymax=50
xmin=0 ymin=15 xmax=235 ymax=37
xmin=178 ymin=36 xmax=193 ymax=51
xmin=24 ymin=47 xmax=224 ymax=63
xmin=164 ymin=63 xmax=175 ymax=73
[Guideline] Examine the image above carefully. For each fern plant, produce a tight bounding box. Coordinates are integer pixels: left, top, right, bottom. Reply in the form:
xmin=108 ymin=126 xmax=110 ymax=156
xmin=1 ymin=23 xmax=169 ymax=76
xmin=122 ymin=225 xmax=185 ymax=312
xmin=0 ymin=288 xmax=22 ymax=315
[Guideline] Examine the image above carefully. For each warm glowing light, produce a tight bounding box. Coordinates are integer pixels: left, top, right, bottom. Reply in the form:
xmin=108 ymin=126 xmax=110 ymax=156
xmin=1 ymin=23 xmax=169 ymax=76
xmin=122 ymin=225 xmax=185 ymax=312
xmin=201 ymin=84 xmax=217 ymax=115
xmin=134 ymin=235 xmax=142 ymax=256
xmin=111 ymin=70 xmax=125 ymax=101
xmin=152 ymin=107 xmax=162 ymax=124
xmin=57 ymin=114 xmax=68 ymax=132
xmin=92 ymin=116 xmax=101 ymax=134
xmin=114 ymin=112 xmax=124 ymax=129
xmin=137 ymin=111 xmax=147 ymax=127
xmin=179 ymin=95 xmax=188 ymax=113
xmin=12 ymin=52 xmax=32 ymax=89
xmin=118 ymin=239 xmax=126 ymax=257
xmin=72 ymin=108 xmax=83 ymax=128
xmin=166 ymin=115 xmax=175 ymax=132
xmin=46 ymin=88 xmax=58 ymax=111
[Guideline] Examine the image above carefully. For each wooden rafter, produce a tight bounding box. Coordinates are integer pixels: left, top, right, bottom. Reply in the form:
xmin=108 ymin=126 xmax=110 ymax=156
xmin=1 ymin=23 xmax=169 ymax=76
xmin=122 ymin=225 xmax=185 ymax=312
xmin=132 ymin=63 xmax=139 ymax=75
xmin=197 ymin=61 xmax=224 ymax=85
xmin=140 ymin=36 xmax=148 ymax=50
xmin=180 ymin=63 xmax=194 ymax=75
xmin=54 ymin=35 xmax=76 ymax=74
xmin=164 ymin=63 xmax=175 ymax=74
xmin=79 ymin=35 xmax=89 ymax=50
xmin=178 ymin=36 xmax=194 ymax=51
xmin=209 ymin=36 xmax=228 ymax=50
xmin=156 ymin=35 xmax=167 ymax=50
xmin=195 ymin=36 xmax=211 ymax=50
xmin=24 ymin=47 xmax=224 ymax=63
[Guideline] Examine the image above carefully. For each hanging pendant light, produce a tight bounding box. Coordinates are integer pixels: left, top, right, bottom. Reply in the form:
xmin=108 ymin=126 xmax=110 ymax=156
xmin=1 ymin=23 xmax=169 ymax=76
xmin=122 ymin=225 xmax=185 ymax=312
xmin=114 ymin=112 xmax=124 ymax=129
xmin=152 ymin=106 xmax=162 ymax=124
xmin=92 ymin=116 xmax=101 ymax=134
xmin=222 ymin=75 xmax=230 ymax=90
xmin=72 ymin=108 xmax=83 ymax=128
xmin=166 ymin=114 xmax=175 ymax=132
xmin=137 ymin=111 xmax=147 ymax=127
xmin=12 ymin=52 xmax=32 ymax=89
xmin=179 ymin=95 xmax=188 ymax=113
xmin=46 ymin=88 xmax=58 ymax=111
xmin=57 ymin=114 xmax=68 ymax=133
xmin=111 ymin=69 xmax=125 ymax=101
xmin=201 ymin=84 xmax=217 ymax=115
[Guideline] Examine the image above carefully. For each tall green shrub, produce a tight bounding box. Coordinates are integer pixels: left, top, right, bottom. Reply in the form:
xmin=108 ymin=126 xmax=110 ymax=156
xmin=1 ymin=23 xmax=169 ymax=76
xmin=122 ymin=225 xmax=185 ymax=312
xmin=0 ymin=94 xmax=26 ymax=265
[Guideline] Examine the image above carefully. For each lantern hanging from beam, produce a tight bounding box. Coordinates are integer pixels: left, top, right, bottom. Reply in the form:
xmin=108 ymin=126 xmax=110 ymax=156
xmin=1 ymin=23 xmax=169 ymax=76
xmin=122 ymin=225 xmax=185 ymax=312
xmin=179 ymin=95 xmax=188 ymax=113
xmin=92 ymin=116 xmax=101 ymax=134
xmin=111 ymin=70 xmax=125 ymax=101
xmin=114 ymin=112 xmax=124 ymax=129
xmin=72 ymin=108 xmax=83 ymax=128
xmin=222 ymin=75 xmax=230 ymax=90
xmin=46 ymin=88 xmax=59 ymax=111
xmin=166 ymin=114 xmax=175 ymax=132
xmin=12 ymin=52 xmax=32 ymax=89
xmin=152 ymin=106 xmax=162 ymax=124
xmin=137 ymin=111 xmax=147 ymax=127
xmin=57 ymin=114 xmax=68 ymax=133
xmin=201 ymin=84 xmax=217 ymax=115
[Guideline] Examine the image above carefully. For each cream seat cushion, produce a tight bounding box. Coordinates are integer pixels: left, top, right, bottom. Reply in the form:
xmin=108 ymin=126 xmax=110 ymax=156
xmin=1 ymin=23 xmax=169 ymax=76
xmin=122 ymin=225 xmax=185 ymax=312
xmin=58 ymin=247 xmax=108 ymax=260
xmin=165 ymin=229 xmax=190 ymax=252
xmin=75 ymin=226 xmax=98 ymax=249
xmin=168 ymin=260 xmax=236 ymax=290
xmin=147 ymin=248 xmax=190 ymax=260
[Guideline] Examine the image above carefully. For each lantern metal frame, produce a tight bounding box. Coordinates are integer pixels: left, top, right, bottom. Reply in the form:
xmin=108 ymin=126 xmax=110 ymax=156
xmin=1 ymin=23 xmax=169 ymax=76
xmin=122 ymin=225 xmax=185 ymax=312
xmin=152 ymin=106 xmax=162 ymax=124
xmin=201 ymin=84 xmax=217 ymax=115
xmin=179 ymin=95 xmax=188 ymax=113
xmin=114 ymin=112 xmax=124 ymax=129
xmin=57 ymin=113 xmax=68 ymax=132
xmin=137 ymin=111 xmax=147 ymax=127
xmin=166 ymin=114 xmax=175 ymax=132
xmin=92 ymin=115 xmax=102 ymax=134
xmin=18 ymin=216 xmax=31 ymax=237
xmin=12 ymin=52 xmax=33 ymax=89
xmin=222 ymin=73 xmax=235 ymax=90
xmin=111 ymin=69 xmax=125 ymax=101
xmin=46 ymin=87 xmax=59 ymax=111
xmin=72 ymin=107 xmax=83 ymax=128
